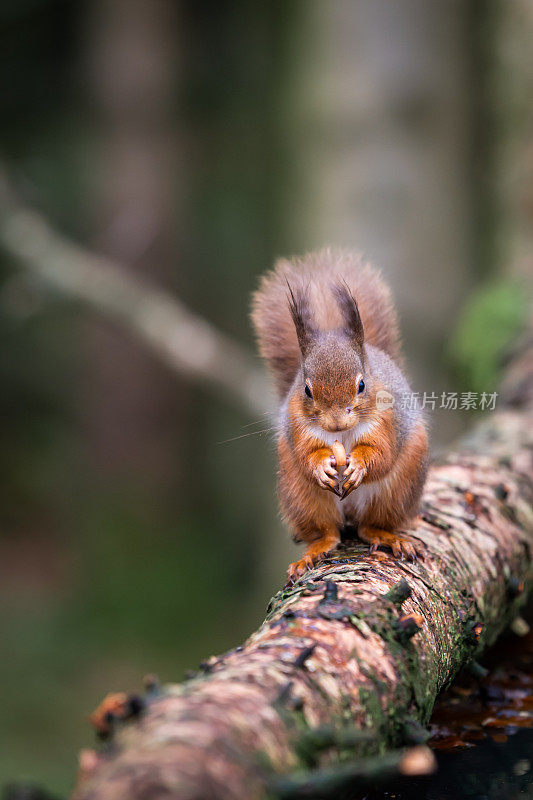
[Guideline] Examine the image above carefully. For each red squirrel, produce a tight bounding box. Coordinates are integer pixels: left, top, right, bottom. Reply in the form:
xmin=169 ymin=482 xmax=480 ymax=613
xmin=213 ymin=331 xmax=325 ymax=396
xmin=251 ymin=248 xmax=428 ymax=583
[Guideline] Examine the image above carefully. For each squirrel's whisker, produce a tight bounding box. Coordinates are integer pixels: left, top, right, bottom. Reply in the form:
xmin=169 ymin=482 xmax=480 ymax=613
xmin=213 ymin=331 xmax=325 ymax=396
xmin=240 ymin=414 xmax=274 ymax=429
xmin=217 ymin=427 xmax=276 ymax=444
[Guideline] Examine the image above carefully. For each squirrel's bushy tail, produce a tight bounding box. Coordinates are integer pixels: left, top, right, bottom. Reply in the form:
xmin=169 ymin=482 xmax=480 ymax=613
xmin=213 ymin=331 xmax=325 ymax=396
xmin=251 ymin=247 xmax=402 ymax=397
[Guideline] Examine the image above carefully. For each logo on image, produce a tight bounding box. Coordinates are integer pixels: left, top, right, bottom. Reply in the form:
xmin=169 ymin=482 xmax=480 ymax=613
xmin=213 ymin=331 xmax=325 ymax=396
xmin=376 ymin=389 xmax=394 ymax=410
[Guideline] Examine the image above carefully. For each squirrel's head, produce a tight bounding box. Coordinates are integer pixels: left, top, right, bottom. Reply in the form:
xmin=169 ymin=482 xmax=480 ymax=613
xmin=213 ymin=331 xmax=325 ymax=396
xmin=288 ymin=281 xmax=373 ymax=433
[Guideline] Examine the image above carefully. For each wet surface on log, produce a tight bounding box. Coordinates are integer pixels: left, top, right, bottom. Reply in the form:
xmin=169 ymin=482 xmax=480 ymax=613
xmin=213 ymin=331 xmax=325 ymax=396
xmin=364 ymin=727 xmax=533 ymax=800
xmin=429 ymin=626 xmax=533 ymax=751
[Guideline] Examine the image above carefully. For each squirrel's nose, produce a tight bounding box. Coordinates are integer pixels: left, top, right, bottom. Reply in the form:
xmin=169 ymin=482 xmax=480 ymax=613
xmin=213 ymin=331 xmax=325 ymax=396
xmin=332 ymin=421 xmax=348 ymax=432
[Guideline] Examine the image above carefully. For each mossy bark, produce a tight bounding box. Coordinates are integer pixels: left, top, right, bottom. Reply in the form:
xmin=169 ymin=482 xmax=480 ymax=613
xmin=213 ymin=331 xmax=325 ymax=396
xmin=71 ymin=339 xmax=533 ymax=800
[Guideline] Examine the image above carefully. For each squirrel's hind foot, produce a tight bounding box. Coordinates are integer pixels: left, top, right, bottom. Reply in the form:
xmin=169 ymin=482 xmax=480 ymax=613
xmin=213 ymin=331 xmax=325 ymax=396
xmin=358 ymin=526 xmax=423 ymax=561
xmin=285 ymin=531 xmax=340 ymax=585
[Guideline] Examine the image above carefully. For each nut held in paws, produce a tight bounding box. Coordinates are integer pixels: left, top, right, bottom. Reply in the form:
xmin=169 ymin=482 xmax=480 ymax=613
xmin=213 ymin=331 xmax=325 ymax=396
xmin=332 ymin=440 xmax=347 ymax=468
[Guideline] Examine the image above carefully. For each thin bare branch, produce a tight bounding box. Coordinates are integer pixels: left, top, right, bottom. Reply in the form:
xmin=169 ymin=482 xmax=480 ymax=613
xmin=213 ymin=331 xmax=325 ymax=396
xmin=0 ymin=175 xmax=273 ymax=417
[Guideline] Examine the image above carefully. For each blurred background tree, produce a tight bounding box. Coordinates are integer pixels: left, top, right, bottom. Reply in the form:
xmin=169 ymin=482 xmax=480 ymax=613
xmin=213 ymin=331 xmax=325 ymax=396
xmin=0 ymin=0 xmax=529 ymax=795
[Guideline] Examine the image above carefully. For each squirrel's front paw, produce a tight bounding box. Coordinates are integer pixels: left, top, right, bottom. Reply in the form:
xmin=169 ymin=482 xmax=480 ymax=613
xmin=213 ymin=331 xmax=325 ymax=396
xmin=340 ymin=456 xmax=367 ymax=499
xmin=313 ymin=455 xmax=340 ymax=496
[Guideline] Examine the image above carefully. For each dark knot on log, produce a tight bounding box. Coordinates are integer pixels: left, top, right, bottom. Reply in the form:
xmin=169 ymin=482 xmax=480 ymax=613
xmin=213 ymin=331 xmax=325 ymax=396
xmin=385 ymin=578 xmax=412 ymax=607
xmin=394 ymin=613 xmax=424 ymax=645
xmin=319 ymin=580 xmax=339 ymax=604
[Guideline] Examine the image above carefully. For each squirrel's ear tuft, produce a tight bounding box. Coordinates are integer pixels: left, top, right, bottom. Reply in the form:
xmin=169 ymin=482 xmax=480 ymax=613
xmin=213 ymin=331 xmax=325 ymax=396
xmin=286 ymin=281 xmax=316 ymax=358
xmin=333 ymin=281 xmax=365 ymax=349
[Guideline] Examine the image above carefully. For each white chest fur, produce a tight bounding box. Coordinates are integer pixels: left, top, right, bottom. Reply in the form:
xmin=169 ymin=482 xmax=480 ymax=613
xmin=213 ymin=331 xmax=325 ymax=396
xmin=342 ymin=479 xmax=381 ymax=517
xmin=306 ymin=420 xmax=376 ymax=451
xmin=306 ymin=420 xmax=380 ymax=520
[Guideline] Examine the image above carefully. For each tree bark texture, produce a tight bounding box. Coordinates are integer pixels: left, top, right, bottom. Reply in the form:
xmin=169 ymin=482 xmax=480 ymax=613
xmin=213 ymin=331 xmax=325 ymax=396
xmin=72 ymin=339 xmax=533 ymax=800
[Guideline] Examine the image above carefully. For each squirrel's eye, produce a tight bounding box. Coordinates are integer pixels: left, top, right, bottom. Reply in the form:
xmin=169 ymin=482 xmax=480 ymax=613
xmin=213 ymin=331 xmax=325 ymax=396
xmin=358 ymin=379 xmax=365 ymax=394
xmin=304 ymin=383 xmax=313 ymax=399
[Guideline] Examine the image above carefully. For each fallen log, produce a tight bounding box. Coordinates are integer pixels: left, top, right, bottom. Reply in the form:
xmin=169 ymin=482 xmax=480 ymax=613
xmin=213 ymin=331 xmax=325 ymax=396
xmin=73 ymin=338 xmax=533 ymax=800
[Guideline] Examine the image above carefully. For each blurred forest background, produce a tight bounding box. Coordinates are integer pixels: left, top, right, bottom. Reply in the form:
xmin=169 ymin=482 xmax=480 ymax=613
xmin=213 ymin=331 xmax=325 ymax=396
xmin=0 ymin=0 xmax=531 ymax=795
